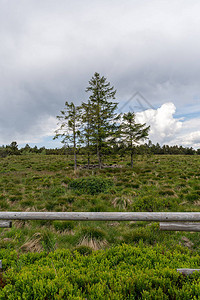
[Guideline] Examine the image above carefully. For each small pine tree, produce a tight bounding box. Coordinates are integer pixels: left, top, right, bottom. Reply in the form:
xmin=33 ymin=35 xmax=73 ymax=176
xmin=120 ymin=112 xmax=150 ymax=168
xmin=54 ymin=101 xmax=81 ymax=171
xmin=80 ymin=100 xmax=93 ymax=168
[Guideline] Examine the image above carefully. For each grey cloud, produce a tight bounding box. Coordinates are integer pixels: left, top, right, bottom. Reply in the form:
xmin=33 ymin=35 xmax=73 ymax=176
xmin=0 ymin=0 xmax=200 ymax=146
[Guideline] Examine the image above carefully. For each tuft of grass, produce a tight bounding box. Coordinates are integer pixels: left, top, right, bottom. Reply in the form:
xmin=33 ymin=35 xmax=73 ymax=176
xmin=159 ymin=188 xmax=176 ymax=196
xmin=53 ymin=221 xmax=75 ymax=232
xmin=79 ymin=227 xmax=107 ymax=240
xmin=185 ymin=193 xmax=200 ymax=203
xmin=20 ymin=233 xmax=43 ymax=252
xmin=73 ymin=245 xmax=93 ymax=255
xmin=112 ymin=196 xmax=133 ymax=209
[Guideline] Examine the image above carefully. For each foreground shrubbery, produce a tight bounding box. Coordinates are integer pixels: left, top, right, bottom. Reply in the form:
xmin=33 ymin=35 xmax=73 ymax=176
xmin=1 ymin=243 xmax=200 ymax=299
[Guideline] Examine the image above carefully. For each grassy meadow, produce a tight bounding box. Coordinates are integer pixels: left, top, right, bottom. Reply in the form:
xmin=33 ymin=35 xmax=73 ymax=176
xmin=0 ymin=153 xmax=200 ymax=252
xmin=1 ymin=154 xmax=200 ymax=298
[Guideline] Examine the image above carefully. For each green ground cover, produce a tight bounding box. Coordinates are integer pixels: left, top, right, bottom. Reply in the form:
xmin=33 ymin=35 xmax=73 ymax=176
xmin=1 ymin=243 xmax=200 ymax=299
xmin=0 ymin=154 xmax=200 ymax=298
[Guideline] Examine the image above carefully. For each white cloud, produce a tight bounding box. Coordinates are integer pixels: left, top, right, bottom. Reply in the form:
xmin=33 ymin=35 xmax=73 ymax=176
xmin=169 ymin=118 xmax=200 ymax=149
xmin=135 ymin=102 xmax=200 ymax=149
xmin=136 ymin=102 xmax=182 ymax=144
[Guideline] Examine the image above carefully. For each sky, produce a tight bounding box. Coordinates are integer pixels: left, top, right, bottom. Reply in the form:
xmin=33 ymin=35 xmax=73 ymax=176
xmin=1 ymin=0 xmax=200 ymax=149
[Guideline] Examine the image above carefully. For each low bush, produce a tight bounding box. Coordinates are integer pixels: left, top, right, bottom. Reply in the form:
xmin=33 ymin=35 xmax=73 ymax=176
xmin=185 ymin=193 xmax=200 ymax=203
xmin=68 ymin=176 xmax=113 ymax=195
xmin=1 ymin=244 xmax=200 ymax=299
xmin=73 ymin=245 xmax=93 ymax=256
xmin=62 ymin=177 xmax=72 ymax=185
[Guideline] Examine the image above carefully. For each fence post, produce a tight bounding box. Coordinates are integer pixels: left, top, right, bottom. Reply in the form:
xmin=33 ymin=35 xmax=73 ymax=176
xmin=177 ymin=269 xmax=200 ymax=275
xmin=0 ymin=221 xmax=12 ymax=228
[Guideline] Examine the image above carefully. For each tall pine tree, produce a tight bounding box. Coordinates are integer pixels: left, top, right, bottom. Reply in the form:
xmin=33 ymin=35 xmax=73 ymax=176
xmin=85 ymin=72 xmax=119 ymax=168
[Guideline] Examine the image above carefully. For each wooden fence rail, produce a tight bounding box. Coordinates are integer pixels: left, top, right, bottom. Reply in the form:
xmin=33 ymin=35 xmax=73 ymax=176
xmin=160 ymin=222 xmax=200 ymax=232
xmin=1 ymin=212 xmax=200 ymax=221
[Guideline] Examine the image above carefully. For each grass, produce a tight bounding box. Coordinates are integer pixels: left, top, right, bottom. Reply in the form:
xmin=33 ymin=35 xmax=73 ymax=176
xmin=0 ymin=154 xmax=200 ymax=253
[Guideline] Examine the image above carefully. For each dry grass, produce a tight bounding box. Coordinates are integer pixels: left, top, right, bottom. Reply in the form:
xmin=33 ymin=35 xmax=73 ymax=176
xmin=13 ymin=220 xmax=27 ymax=229
xmin=112 ymin=196 xmax=133 ymax=209
xmin=78 ymin=236 xmax=108 ymax=251
xmin=20 ymin=233 xmax=43 ymax=252
xmin=181 ymin=236 xmax=194 ymax=249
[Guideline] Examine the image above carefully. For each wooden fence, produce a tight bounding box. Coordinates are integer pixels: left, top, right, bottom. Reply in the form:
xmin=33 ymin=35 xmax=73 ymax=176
xmin=0 ymin=211 xmax=200 ymax=221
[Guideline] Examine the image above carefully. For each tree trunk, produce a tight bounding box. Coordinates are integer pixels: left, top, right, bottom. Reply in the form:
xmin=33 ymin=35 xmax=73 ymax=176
xmin=74 ymin=149 xmax=77 ymax=171
xmin=131 ymin=151 xmax=133 ymax=168
xmin=98 ymin=152 xmax=102 ymax=169
xmin=130 ymin=139 xmax=134 ymax=168
xmin=87 ymin=139 xmax=90 ymax=168
xmin=87 ymin=151 xmax=90 ymax=169
xmin=97 ymin=145 xmax=102 ymax=169
xmin=73 ymin=127 xmax=77 ymax=171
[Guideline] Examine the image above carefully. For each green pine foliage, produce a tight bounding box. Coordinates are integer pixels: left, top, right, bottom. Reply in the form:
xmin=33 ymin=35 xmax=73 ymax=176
xmin=120 ymin=112 xmax=150 ymax=168
xmin=85 ymin=72 xmax=119 ymax=168
xmin=54 ymin=101 xmax=81 ymax=170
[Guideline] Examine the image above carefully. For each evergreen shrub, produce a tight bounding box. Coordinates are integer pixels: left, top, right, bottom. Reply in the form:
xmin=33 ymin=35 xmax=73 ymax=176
xmin=68 ymin=176 xmax=113 ymax=195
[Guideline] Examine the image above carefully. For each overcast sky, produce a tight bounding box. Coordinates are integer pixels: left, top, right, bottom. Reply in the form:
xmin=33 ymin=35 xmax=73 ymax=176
xmin=1 ymin=0 xmax=200 ymax=148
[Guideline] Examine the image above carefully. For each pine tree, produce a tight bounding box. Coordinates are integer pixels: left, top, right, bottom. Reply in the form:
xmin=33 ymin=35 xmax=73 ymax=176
xmin=54 ymin=101 xmax=81 ymax=171
xmin=80 ymin=100 xmax=93 ymax=168
xmin=86 ymin=72 xmax=119 ymax=168
xmin=120 ymin=112 xmax=150 ymax=168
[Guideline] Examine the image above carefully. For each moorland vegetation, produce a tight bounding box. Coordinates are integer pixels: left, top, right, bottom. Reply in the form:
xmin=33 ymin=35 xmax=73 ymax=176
xmin=0 ymin=154 xmax=200 ymax=298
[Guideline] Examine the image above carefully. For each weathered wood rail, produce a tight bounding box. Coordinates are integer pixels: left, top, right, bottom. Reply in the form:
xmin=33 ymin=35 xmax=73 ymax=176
xmin=160 ymin=222 xmax=200 ymax=232
xmin=1 ymin=212 xmax=200 ymax=221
